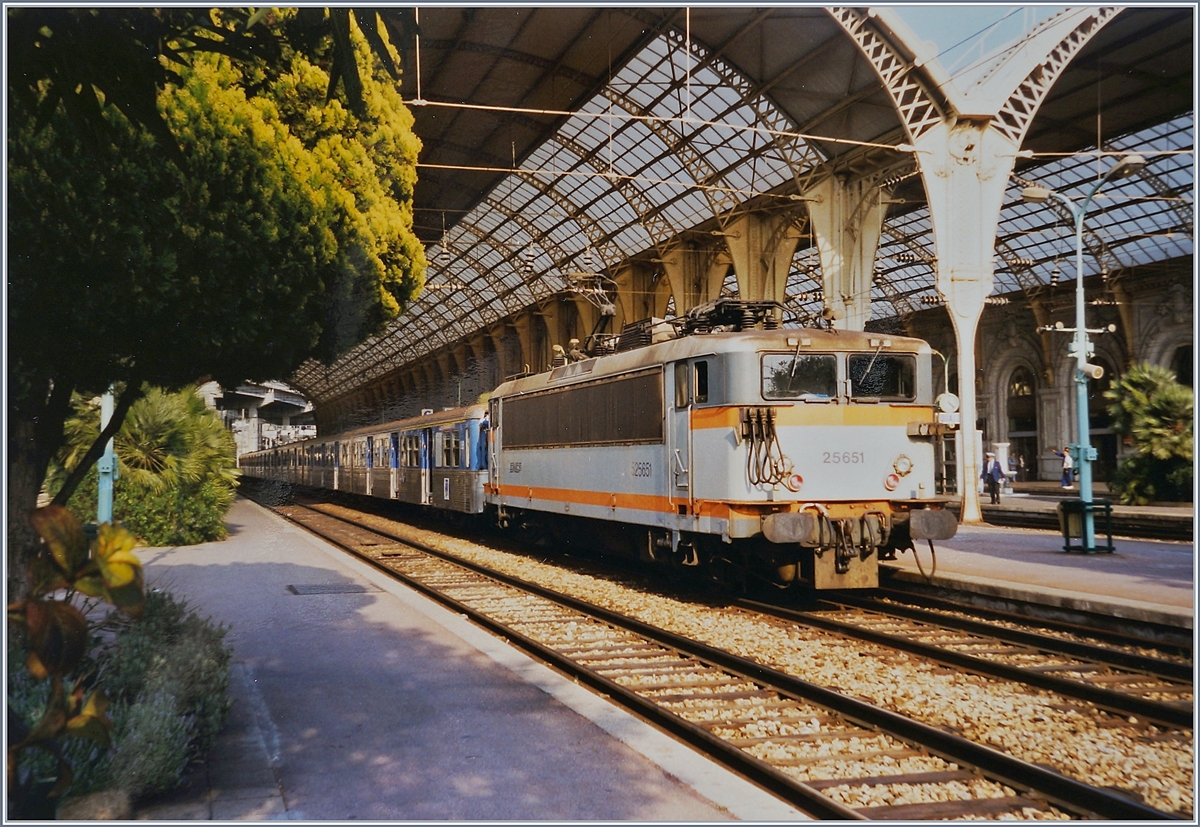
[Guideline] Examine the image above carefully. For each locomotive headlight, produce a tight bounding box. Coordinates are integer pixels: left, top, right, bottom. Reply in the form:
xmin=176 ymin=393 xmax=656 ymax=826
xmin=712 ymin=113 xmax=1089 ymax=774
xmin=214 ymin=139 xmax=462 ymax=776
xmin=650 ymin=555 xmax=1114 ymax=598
xmin=893 ymin=454 xmax=913 ymax=477
xmin=884 ymin=473 xmax=900 ymax=491
xmin=785 ymin=473 xmax=804 ymax=492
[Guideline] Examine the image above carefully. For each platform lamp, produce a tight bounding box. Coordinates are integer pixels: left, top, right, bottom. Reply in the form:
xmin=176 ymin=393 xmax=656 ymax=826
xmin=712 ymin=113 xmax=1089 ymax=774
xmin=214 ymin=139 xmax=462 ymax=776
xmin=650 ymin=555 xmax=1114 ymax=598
xmin=1021 ymin=153 xmax=1144 ymax=552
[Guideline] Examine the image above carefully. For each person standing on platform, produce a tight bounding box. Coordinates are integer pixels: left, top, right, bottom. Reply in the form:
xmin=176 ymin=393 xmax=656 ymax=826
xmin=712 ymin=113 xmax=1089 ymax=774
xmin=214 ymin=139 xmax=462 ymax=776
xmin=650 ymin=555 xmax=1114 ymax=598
xmin=1017 ymin=454 xmax=1026 ymax=482
xmin=1054 ymin=446 xmax=1074 ymax=489
xmin=980 ymin=451 xmax=1007 ymax=504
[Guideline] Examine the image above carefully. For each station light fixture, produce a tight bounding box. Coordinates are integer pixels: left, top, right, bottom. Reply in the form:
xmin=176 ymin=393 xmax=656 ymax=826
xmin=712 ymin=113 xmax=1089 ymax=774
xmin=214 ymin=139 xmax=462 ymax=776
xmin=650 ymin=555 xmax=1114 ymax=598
xmin=1019 ymin=152 xmax=1144 ymax=553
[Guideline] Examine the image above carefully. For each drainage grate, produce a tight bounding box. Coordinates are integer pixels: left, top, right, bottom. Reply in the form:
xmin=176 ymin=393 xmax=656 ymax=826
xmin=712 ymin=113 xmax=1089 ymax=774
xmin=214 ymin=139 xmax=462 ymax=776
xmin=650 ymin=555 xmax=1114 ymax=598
xmin=287 ymin=583 xmax=380 ymax=595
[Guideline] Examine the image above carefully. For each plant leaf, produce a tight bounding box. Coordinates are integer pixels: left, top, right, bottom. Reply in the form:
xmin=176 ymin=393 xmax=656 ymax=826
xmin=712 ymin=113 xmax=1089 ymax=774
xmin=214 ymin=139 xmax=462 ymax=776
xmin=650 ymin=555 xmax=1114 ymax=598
xmin=27 ymin=553 xmax=70 ymax=596
xmin=92 ymin=522 xmax=145 ymax=615
xmin=93 ymin=523 xmax=142 ymax=589
xmin=29 ymin=505 xmax=88 ymax=577
xmin=24 ymin=599 xmax=89 ymax=678
xmin=65 ymin=690 xmax=113 ymax=747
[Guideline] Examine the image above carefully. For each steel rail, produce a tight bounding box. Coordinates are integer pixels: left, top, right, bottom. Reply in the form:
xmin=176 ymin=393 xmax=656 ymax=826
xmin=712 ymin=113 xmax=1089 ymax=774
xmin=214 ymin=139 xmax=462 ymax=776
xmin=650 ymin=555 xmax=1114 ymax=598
xmin=874 ymin=586 xmax=1194 ymax=657
xmin=274 ymin=503 xmax=863 ymax=819
xmin=818 ymin=592 xmax=1193 ymax=682
xmin=279 ymin=499 xmax=1177 ymax=821
xmin=738 ymin=598 xmax=1192 ymax=730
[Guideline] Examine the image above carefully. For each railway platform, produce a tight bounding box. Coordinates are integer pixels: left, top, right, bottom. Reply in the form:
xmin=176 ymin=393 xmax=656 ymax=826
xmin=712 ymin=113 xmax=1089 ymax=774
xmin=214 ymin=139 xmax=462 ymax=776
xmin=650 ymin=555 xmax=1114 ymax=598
xmin=883 ymin=499 xmax=1194 ymax=632
xmin=971 ymin=481 xmax=1194 ymax=541
xmin=130 ymin=497 xmax=806 ymax=821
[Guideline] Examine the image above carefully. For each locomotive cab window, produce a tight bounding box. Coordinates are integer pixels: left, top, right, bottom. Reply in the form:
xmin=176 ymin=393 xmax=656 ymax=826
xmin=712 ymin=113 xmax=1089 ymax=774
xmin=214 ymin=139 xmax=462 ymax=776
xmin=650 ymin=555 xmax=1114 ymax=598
xmin=761 ymin=353 xmax=836 ymax=400
xmin=674 ymin=362 xmax=689 ymax=408
xmin=849 ymin=353 xmax=916 ymax=400
xmin=694 ymin=361 xmax=708 ymax=403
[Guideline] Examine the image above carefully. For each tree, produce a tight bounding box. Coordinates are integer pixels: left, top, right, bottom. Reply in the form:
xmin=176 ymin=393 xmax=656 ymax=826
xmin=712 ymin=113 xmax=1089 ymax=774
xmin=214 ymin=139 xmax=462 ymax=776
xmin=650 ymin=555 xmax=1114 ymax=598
xmin=7 ymin=9 xmax=426 ymax=595
xmin=1104 ymin=363 xmax=1194 ymax=504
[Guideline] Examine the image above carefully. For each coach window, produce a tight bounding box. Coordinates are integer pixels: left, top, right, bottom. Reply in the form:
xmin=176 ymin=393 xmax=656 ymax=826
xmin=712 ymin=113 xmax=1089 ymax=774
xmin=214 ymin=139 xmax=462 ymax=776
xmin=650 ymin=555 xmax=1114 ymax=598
xmin=761 ymin=353 xmax=836 ymax=400
xmin=849 ymin=353 xmax=916 ymax=400
xmin=441 ymin=431 xmax=462 ymax=467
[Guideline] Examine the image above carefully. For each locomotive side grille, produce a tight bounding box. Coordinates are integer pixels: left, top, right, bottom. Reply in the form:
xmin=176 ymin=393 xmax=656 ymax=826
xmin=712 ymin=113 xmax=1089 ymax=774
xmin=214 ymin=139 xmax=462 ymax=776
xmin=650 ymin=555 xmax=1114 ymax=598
xmin=504 ymin=369 xmax=664 ymax=448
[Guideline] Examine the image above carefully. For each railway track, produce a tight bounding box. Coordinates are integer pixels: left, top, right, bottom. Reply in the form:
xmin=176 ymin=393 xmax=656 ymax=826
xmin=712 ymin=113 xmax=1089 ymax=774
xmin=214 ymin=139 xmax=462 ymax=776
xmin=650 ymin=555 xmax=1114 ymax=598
xmin=871 ymin=587 xmax=1194 ymax=657
xmin=980 ymin=505 xmax=1193 ymax=541
xmin=739 ymin=594 xmax=1193 ymax=730
xmin=266 ymin=498 xmax=1178 ymax=820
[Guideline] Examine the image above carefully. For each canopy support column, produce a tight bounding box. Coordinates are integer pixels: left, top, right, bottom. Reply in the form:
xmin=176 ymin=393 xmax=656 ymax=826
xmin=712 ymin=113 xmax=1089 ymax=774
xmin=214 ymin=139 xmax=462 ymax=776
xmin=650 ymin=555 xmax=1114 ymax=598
xmin=660 ymin=241 xmax=729 ymax=314
xmin=724 ymin=212 xmax=802 ymax=313
xmin=807 ymin=176 xmax=886 ymax=331
xmin=917 ymin=121 xmax=1018 ymax=523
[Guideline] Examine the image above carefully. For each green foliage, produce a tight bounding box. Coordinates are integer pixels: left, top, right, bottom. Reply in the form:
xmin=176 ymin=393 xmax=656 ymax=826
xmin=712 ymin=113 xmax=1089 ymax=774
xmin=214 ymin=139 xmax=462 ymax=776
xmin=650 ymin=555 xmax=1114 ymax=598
xmin=50 ymin=387 xmax=239 ymax=546
xmin=8 ymin=590 xmax=231 ymax=803
xmin=7 ymin=11 xmax=426 ymax=568
xmin=7 ymin=652 xmax=111 ymax=800
xmin=107 ymin=692 xmax=196 ymax=799
xmin=7 ymin=507 xmax=145 ymax=815
xmin=1104 ymin=363 xmax=1194 ymax=504
xmin=99 ymin=590 xmax=232 ymax=797
xmin=9 ymin=13 xmax=424 ymax=404
xmin=7 ymin=8 xmax=420 ymax=157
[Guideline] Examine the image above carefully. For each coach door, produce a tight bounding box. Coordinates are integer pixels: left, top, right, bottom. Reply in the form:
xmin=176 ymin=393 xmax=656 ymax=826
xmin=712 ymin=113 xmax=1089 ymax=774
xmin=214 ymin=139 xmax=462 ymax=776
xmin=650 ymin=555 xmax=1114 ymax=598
xmin=671 ymin=361 xmax=693 ymax=503
xmin=364 ymin=437 xmax=373 ymax=496
xmin=420 ymin=429 xmax=432 ymax=504
xmin=390 ymin=433 xmax=400 ymax=498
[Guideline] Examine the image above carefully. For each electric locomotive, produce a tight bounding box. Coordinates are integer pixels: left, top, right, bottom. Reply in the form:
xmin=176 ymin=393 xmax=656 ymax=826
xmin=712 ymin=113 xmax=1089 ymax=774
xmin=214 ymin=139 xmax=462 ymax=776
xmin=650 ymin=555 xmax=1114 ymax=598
xmin=241 ymin=300 xmax=958 ymax=590
xmin=486 ymin=301 xmax=957 ymax=590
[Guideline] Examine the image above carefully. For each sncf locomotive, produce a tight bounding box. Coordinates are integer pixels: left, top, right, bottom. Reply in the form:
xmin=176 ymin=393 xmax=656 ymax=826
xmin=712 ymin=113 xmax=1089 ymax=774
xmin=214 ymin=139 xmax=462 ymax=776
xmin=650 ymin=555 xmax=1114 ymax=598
xmin=241 ymin=301 xmax=958 ymax=590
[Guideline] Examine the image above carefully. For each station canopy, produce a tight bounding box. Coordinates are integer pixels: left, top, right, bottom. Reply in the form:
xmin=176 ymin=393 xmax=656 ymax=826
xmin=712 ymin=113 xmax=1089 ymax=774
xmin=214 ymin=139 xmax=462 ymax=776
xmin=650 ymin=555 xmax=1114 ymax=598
xmin=290 ymin=6 xmax=1193 ymax=404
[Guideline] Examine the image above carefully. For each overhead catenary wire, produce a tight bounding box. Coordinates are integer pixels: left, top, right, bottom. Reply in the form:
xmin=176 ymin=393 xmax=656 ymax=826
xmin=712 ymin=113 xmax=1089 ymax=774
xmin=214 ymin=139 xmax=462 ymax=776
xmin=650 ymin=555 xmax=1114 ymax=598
xmin=403 ymin=98 xmax=908 ymax=153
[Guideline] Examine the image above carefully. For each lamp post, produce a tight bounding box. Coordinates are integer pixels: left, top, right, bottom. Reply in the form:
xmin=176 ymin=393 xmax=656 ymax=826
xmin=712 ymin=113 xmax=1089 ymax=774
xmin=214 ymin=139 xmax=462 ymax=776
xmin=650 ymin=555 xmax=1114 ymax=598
xmin=1021 ymin=153 xmax=1144 ymax=552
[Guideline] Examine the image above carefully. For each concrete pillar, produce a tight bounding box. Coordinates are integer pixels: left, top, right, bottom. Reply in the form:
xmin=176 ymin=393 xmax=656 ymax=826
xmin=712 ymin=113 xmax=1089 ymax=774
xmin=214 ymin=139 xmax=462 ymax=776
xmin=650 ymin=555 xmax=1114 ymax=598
xmin=659 ymin=241 xmax=729 ymax=314
xmin=486 ymin=325 xmax=511 ymax=382
xmin=916 ymin=120 xmax=1018 ymax=523
xmin=806 ymin=176 xmax=886 ymax=331
xmin=511 ymin=313 xmax=539 ymax=375
xmin=249 ymin=404 xmax=261 ymax=452
xmin=537 ymin=299 xmax=571 ymax=356
xmin=723 ymin=212 xmax=802 ymax=311
xmin=611 ymin=261 xmax=669 ymax=329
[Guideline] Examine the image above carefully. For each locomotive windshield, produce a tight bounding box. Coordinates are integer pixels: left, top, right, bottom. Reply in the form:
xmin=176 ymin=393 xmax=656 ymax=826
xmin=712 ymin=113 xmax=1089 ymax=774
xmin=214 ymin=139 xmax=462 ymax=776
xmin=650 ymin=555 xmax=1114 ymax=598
xmin=761 ymin=353 xmax=836 ymax=399
xmin=849 ymin=353 xmax=916 ymax=400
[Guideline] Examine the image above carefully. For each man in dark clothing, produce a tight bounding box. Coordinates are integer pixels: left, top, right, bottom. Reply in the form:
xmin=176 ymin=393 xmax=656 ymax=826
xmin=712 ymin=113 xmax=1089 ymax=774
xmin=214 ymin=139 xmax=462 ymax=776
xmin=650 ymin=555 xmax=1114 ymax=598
xmin=980 ymin=451 xmax=1007 ymax=504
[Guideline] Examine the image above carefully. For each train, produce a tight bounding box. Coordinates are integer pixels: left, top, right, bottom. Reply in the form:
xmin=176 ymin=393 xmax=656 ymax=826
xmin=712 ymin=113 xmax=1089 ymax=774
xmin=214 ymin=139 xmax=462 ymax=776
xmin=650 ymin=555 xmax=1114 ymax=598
xmin=241 ymin=300 xmax=959 ymax=590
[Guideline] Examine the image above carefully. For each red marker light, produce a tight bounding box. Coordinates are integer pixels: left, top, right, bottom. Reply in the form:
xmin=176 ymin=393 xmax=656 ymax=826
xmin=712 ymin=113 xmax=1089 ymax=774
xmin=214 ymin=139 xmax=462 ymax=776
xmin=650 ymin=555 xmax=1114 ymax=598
xmin=884 ymin=473 xmax=900 ymax=491
xmin=785 ymin=473 xmax=804 ymax=492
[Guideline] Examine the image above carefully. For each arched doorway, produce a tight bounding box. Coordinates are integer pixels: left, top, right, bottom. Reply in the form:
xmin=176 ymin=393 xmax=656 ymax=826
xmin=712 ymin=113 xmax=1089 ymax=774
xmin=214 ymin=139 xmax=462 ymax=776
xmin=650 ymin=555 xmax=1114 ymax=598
xmin=1006 ymin=366 xmax=1038 ymax=481
xmin=1171 ymin=344 xmax=1193 ymax=387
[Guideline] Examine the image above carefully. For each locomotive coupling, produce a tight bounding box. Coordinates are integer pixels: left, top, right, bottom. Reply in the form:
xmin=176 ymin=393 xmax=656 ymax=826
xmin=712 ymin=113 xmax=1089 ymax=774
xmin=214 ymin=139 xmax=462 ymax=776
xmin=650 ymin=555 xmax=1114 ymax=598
xmin=762 ymin=510 xmax=887 ymax=548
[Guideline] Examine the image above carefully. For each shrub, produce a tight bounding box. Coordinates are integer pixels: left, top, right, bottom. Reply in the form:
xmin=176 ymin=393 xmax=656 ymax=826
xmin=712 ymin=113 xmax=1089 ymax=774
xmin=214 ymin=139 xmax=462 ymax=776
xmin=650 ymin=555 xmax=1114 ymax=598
xmin=102 ymin=591 xmax=232 ymax=753
xmin=50 ymin=385 xmax=239 ymax=546
xmin=107 ymin=691 xmax=197 ymax=799
xmin=1104 ymin=364 xmax=1194 ymax=504
xmin=8 ymin=590 xmax=231 ymax=802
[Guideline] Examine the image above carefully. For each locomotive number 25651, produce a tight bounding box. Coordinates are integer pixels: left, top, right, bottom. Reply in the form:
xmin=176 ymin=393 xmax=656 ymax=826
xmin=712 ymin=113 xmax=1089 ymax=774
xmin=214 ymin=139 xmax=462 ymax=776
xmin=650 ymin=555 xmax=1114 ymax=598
xmin=823 ymin=451 xmax=865 ymax=464
xmin=631 ymin=461 xmax=652 ymax=477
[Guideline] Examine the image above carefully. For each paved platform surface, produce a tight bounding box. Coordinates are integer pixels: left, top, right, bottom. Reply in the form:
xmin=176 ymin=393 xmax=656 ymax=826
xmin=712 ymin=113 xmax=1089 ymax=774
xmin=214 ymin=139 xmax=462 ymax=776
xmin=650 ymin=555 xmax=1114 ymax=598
xmin=132 ymin=498 xmax=807 ymax=821
xmin=883 ymin=518 xmax=1194 ymax=629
